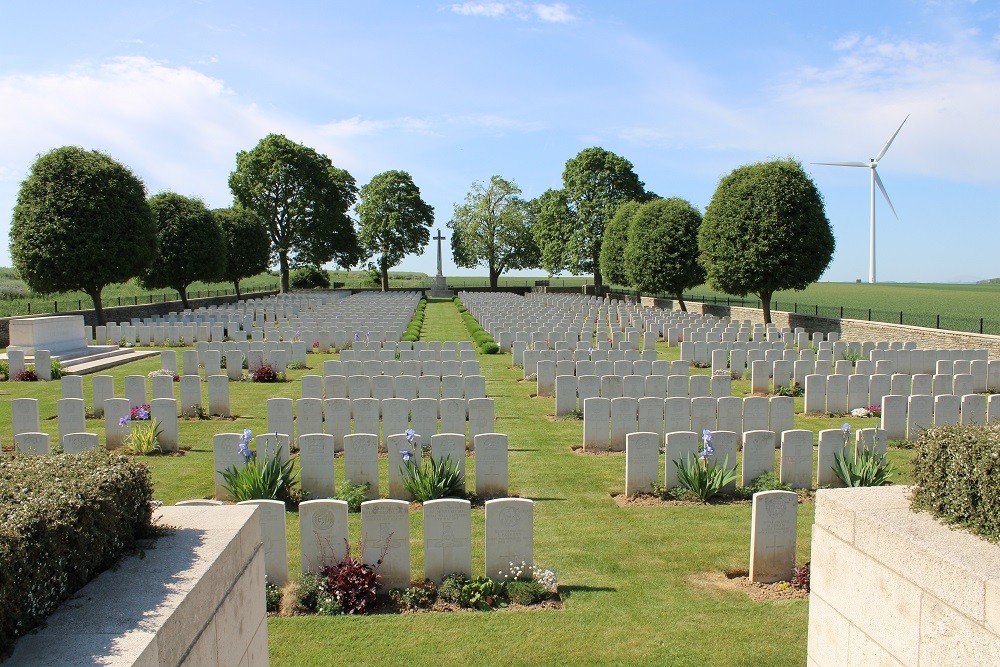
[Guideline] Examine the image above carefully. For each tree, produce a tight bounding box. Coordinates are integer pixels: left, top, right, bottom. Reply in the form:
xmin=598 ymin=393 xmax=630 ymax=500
xmin=624 ymin=198 xmax=705 ymax=311
xmin=528 ymin=188 xmax=574 ymax=276
xmin=214 ymin=206 xmax=271 ymax=299
xmin=448 ymin=176 xmax=540 ymax=288
xmin=561 ymin=147 xmax=648 ymax=288
xmin=699 ymin=159 xmax=835 ymax=324
xmin=356 ymin=170 xmax=434 ymax=291
xmin=140 ymin=193 xmax=226 ymax=309
xmin=599 ymin=200 xmax=642 ymax=288
xmin=229 ymin=134 xmax=361 ymax=292
xmin=10 ymin=146 xmax=155 ymax=325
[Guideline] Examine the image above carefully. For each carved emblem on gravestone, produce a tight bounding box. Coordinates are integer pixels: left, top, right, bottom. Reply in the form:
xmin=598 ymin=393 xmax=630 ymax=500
xmin=312 ymin=508 xmax=336 ymax=531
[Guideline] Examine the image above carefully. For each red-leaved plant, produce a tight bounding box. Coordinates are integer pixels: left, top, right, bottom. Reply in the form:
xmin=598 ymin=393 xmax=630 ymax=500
xmin=251 ymin=364 xmax=278 ymax=383
xmin=320 ymin=537 xmax=391 ymax=614
xmin=791 ymin=561 xmax=810 ymax=592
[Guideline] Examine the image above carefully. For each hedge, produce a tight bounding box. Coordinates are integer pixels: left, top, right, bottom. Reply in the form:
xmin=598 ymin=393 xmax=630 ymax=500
xmin=402 ymin=298 xmax=427 ymax=343
xmin=0 ymin=451 xmax=155 ymax=657
xmin=455 ymin=299 xmax=499 ymax=354
xmin=910 ymin=423 xmax=1000 ymax=542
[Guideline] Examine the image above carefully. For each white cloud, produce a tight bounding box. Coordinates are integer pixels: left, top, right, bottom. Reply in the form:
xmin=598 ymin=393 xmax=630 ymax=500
xmin=449 ymin=1 xmax=575 ymax=22
xmin=533 ymin=3 xmax=575 ymax=23
xmin=450 ymin=2 xmax=508 ymax=17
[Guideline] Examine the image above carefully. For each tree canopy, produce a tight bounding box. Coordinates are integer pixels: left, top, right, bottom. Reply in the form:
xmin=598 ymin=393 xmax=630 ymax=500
xmin=9 ymin=146 xmax=155 ymax=324
xmin=699 ymin=158 xmax=834 ymax=323
xmin=624 ymin=198 xmax=705 ymax=311
xmin=529 ymin=188 xmax=574 ymax=276
xmin=229 ymin=133 xmax=361 ymax=292
xmin=140 ymin=192 xmax=226 ymax=309
xmin=449 ymin=175 xmax=539 ymax=288
xmin=356 ymin=170 xmax=434 ymax=291
xmin=559 ymin=147 xmax=648 ymax=287
xmin=214 ymin=206 xmax=271 ymax=299
xmin=599 ymin=200 xmax=642 ymax=288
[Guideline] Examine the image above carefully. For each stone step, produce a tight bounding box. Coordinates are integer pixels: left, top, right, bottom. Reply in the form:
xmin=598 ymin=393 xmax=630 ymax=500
xmin=62 ymin=349 xmax=161 ymax=375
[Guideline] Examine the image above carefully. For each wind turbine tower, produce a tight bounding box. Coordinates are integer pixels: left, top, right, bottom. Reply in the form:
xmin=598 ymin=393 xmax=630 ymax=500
xmin=815 ymin=115 xmax=908 ymax=284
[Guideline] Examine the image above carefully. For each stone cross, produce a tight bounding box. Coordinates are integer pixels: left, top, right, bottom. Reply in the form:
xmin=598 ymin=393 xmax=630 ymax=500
xmin=434 ymin=229 xmax=445 ymax=277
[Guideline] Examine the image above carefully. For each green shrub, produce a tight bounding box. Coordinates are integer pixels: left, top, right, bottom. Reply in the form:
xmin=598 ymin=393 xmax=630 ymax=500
xmin=295 ymin=571 xmax=327 ymax=613
xmin=389 ymin=581 xmax=437 ymax=610
xmin=673 ymin=450 xmax=738 ymax=503
xmin=911 ymin=423 xmax=1000 ymax=542
xmin=507 ymin=580 xmax=548 ymax=605
xmin=265 ymin=580 xmax=282 ymax=613
xmin=335 ymin=480 xmax=369 ymax=512
xmin=832 ymin=443 xmax=894 ymax=487
xmin=480 ymin=341 xmax=499 ymax=354
xmin=220 ymin=454 xmax=296 ymax=502
xmin=0 ymin=451 xmax=154 ymax=655
xmin=456 ymin=299 xmax=499 ymax=354
xmin=0 ymin=360 xmax=8 ymax=381
xmin=438 ymin=573 xmax=470 ymax=604
xmin=290 ymin=265 xmax=331 ymax=289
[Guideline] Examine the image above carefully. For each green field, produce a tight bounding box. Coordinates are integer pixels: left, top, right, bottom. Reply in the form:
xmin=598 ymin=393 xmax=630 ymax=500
xmin=0 ymin=298 xmax=918 ymax=666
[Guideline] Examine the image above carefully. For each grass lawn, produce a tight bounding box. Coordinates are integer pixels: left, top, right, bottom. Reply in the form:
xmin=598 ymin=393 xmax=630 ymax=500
xmin=0 ymin=298 xmax=917 ymax=666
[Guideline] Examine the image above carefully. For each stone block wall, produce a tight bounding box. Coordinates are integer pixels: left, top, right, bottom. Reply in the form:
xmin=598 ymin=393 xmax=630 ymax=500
xmin=807 ymin=486 xmax=1000 ymax=666
xmin=7 ymin=505 xmax=269 ymax=666
xmin=0 ymin=290 xmax=279 ymax=348
xmin=641 ymin=297 xmax=1000 ymax=359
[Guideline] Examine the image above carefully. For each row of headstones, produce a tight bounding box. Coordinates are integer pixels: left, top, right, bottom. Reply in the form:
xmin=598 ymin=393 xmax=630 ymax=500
xmin=11 ymin=396 xmax=186 ymax=452
xmin=582 ymin=395 xmax=796 ymax=451
xmin=511 ymin=337 xmax=650 ymax=359
xmin=161 ymin=345 xmax=304 ymax=379
xmin=306 ymin=373 xmax=488 ymax=402
xmin=623 ymin=427 xmax=887 ymax=496
xmin=263 ymin=396 xmax=496 ymax=449
xmin=213 ymin=431 xmax=509 ymax=504
xmin=340 ymin=344 xmax=477 ymax=362
xmin=804 ymin=372 xmax=995 ymax=416
xmin=322 ymin=358 xmax=482 ymax=378
xmin=868 ymin=347 xmax=989 ymax=373
xmin=880 ymin=393 xmax=1000 ymax=440
xmin=518 ymin=348 xmax=660 ymax=373
xmin=3 ymin=349 xmax=54 ymax=380
xmin=69 ymin=373 xmax=230 ymax=419
xmin=553 ymin=373 xmax=733 ymax=412
xmin=179 ymin=496 xmax=533 ymax=591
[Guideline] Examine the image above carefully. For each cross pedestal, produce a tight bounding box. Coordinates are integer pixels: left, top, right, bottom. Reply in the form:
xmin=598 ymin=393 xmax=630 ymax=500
xmin=429 ymin=228 xmax=454 ymax=297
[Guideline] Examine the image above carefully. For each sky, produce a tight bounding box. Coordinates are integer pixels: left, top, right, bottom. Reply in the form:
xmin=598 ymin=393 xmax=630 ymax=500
xmin=1 ymin=1 xmax=999 ymax=284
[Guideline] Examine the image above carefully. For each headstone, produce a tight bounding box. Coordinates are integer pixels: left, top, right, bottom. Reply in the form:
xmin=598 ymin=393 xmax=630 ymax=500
xmin=15 ymin=432 xmax=50 ymax=455
xmin=816 ymin=428 xmax=847 ymax=488
xmin=881 ymin=394 xmax=907 ymax=441
xmin=91 ymin=375 xmax=115 ymax=418
xmin=741 ymin=430 xmax=776 ymax=487
xmin=61 ymin=375 xmax=84 ymax=400
xmin=299 ymin=433 xmax=336 ymax=500
xmin=664 ymin=431 xmax=698 ymax=490
xmin=344 ymin=433 xmax=379 ymax=499
xmin=34 ymin=350 xmax=52 ymax=381
xmin=424 ymin=498 xmax=473 ymax=583
xmin=907 ymin=394 xmax=933 ymax=440
xmin=12 ymin=397 xmax=41 ymax=437
xmin=149 ymin=398 xmax=179 ymax=452
xmin=361 ymin=499 xmax=410 ymax=591
xmin=238 ymin=499 xmax=289 ymax=586
xmin=485 ymin=498 xmax=533 ymax=582
xmin=749 ymin=490 xmax=798 ymax=583
xmin=206 ymin=375 xmax=230 ymax=417
xmin=299 ymin=499 xmax=349 ymax=573
xmin=324 ymin=398 xmax=351 ymax=451
xmin=474 ymin=433 xmax=509 ymax=497
xmin=610 ymin=397 xmax=638 ymax=451
xmin=779 ymin=429 xmax=813 ymax=489
xmin=625 ymin=432 xmax=660 ymax=496
xmin=961 ymin=393 xmax=987 ymax=425
xmin=213 ymin=433 xmax=245 ymax=501
xmin=62 ymin=432 xmax=99 ymax=455
xmin=267 ymin=397 xmax=295 ymax=443
xmin=226 ymin=350 xmax=243 ymax=381
xmin=104 ymin=398 xmax=131 ymax=450
xmin=934 ymin=394 xmax=960 ymax=426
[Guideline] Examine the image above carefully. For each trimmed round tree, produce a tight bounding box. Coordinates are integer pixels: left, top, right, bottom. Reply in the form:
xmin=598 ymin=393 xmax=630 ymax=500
xmin=214 ymin=206 xmax=270 ymax=299
xmin=699 ymin=159 xmax=834 ymax=324
xmin=356 ymin=170 xmax=434 ymax=291
xmin=10 ymin=146 xmax=155 ymax=324
xmin=599 ymin=200 xmax=642 ymax=288
xmin=140 ymin=193 xmax=226 ymax=309
xmin=624 ymin=198 xmax=705 ymax=311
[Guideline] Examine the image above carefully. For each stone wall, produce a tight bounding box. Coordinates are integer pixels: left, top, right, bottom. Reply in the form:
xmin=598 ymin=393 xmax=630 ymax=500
xmin=0 ymin=289 xmax=279 ymax=348
xmin=7 ymin=504 xmax=269 ymax=666
xmin=807 ymin=486 xmax=1000 ymax=666
xmin=641 ymin=297 xmax=1000 ymax=359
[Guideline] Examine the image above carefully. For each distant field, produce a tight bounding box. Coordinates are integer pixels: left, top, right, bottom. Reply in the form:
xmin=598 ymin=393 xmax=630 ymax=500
xmin=673 ymin=282 xmax=1000 ymax=335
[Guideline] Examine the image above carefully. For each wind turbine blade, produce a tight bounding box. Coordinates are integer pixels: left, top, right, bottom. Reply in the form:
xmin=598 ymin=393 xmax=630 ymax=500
xmin=812 ymin=161 xmax=868 ymax=167
xmin=874 ymin=114 xmax=909 ymax=162
xmin=873 ymin=168 xmax=898 ymax=220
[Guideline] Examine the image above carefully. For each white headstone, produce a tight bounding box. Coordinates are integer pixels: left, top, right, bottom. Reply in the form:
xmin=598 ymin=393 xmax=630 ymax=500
xmin=749 ymin=490 xmax=798 ymax=583
xmin=779 ymin=429 xmax=813 ymax=489
xmin=485 ymin=498 xmax=533 ymax=582
xmin=741 ymin=430 xmax=776 ymax=487
xmin=299 ymin=499 xmax=350 ymax=573
xmin=625 ymin=431 xmax=660 ymax=496
xmin=238 ymin=499 xmax=289 ymax=586
xmin=299 ymin=433 xmax=336 ymax=500
xmin=423 ymin=498 xmax=473 ymax=583
xmin=361 ymin=499 xmax=410 ymax=591
xmin=474 ymin=433 xmax=509 ymax=497
xmin=62 ymin=431 xmax=99 ymax=455
xmin=344 ymin=433 xmax=379 ymax=499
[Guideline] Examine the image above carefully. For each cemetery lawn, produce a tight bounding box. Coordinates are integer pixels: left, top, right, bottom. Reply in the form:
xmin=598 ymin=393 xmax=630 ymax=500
xmin=0 ymin=331 xmax=918 ymax=666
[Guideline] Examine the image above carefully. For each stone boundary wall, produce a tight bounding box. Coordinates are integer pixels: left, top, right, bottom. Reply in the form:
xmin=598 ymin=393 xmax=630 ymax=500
xmin=641 ymin=297 xmax=1000 ymax=359
xmin=808 ymin=486 xmax=1000 ymax=665
xmin=0 ymin=290 xmax=279 ymax=348
xmin=7 ymin=504 xmax=269 ymax=666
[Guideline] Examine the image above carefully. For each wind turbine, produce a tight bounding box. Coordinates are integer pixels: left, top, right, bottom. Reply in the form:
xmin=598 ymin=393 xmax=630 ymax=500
xmin=814 ymin=115 xmax=908 ymax=284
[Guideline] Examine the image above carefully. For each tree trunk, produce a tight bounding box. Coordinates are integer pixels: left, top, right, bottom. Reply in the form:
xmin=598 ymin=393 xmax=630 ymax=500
xmin=593 ymin=267 xmax=603 ymax=291
xmin=233 ymin=280 xmax=242 ymax=300
xmin=86 ymin=287 xmax=105 ymax=326
xmin=489 ymin=264 xmax=499 ymax=289
xmin=381 ymin=262 xmax=389 ymax=291
xmin=760 ymin=291 xmax=773 ymax=325
xmin=279 ymin=252 xmax=290 ymax=293
xmin=675 ymin=291 xmax=687 ymax=312
xmin=179 ymin=286 xmax=190 ymax=310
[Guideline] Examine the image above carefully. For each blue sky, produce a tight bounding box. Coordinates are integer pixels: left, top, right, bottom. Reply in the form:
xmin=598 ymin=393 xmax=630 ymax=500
xmin=2 ymin=1 xmax=998 ymax=283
